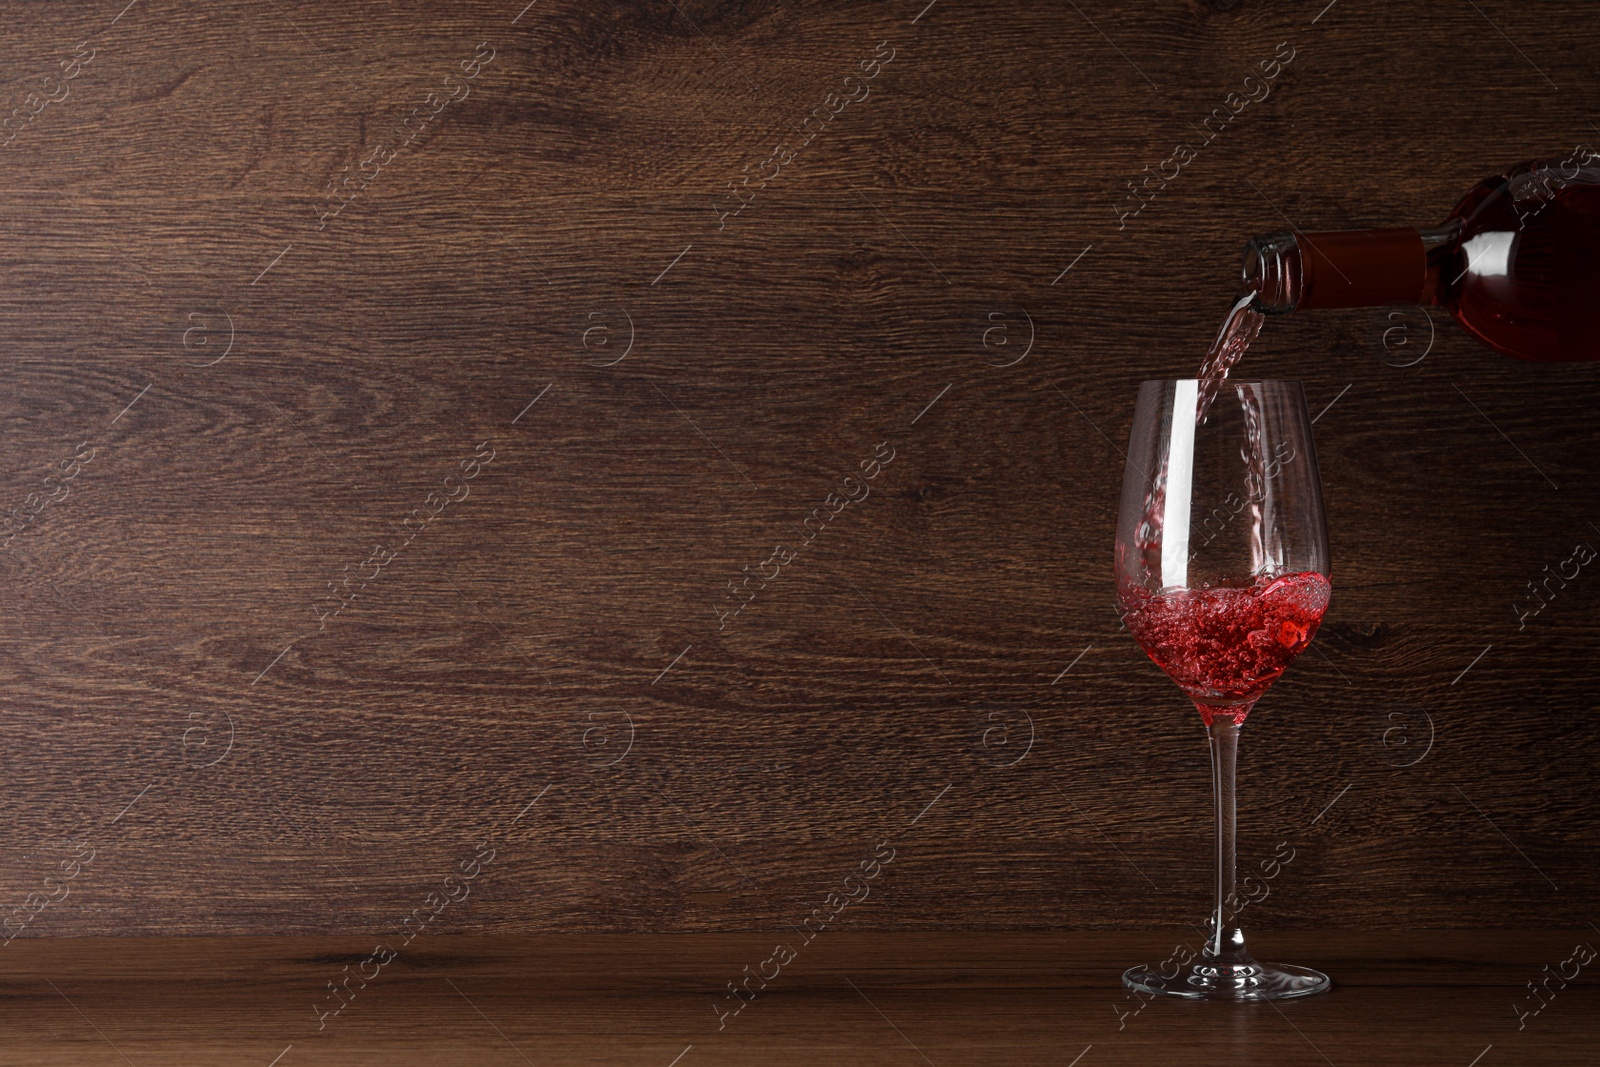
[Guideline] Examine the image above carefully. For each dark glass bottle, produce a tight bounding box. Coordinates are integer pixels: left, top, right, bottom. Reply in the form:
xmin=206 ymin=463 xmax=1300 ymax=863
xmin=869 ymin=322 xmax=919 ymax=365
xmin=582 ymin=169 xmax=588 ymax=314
xmin=1242 ymin=151 xmax=1600 ymax=361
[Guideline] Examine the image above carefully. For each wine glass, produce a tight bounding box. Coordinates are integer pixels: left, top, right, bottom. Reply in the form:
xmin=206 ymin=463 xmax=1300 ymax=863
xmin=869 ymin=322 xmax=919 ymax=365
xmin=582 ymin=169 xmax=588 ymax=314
xmin=1114 ymin=379 xmax=1332 ymax=1000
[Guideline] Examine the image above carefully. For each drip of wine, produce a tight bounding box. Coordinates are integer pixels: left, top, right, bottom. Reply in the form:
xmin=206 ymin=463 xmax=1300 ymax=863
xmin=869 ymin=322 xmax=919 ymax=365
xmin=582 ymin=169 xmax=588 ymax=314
xmin=1122 ymin=571 xmax=1330 ymax=725
xmin=1131 ymin=301 xmax=1269 ymax=569
xmin=1196 ymin=293 xmax=1266 ymax=421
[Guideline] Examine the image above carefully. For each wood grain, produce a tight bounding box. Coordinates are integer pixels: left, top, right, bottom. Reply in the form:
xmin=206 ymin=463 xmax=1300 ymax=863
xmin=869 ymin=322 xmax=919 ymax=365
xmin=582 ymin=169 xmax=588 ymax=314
xmin=0 ymin=0 xmax=1597 ymax=936
xmin=1 ymin=932 xmax=1596 ymax=1064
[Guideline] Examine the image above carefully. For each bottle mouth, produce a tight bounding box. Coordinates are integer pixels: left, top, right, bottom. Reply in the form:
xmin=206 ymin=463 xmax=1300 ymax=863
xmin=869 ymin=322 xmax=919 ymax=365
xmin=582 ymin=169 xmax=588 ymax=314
xmin=1241 ymin=231 xmax=1300 ymax=313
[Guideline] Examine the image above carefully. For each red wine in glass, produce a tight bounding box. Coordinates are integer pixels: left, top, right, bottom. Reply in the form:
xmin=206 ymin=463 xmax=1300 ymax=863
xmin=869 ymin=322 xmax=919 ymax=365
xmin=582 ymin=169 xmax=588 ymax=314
xmin=1123 ymin=572 xmax=1330 ymax=726
xmin=1114 ymin=378 xmax=1332 ymax=1000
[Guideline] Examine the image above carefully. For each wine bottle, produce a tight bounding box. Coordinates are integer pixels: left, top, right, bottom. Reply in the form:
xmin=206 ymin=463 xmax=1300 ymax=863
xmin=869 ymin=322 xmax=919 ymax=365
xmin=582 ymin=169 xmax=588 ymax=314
xmin=1241 ymin=150 xmax=1600 ymax=361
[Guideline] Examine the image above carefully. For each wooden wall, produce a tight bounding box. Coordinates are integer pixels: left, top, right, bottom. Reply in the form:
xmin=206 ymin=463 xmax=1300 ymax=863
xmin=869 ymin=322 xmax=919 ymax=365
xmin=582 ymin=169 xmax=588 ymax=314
xmin=1 ymin=0 xmax=1596 ymax=935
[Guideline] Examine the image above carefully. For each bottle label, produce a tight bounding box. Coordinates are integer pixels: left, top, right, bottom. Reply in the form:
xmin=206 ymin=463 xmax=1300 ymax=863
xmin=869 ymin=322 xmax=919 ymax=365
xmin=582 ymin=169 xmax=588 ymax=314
xmin=1297 ymin=229 xmax=1426 ymax=309
xmin=1557 ymin=204 xmax=1600 ymax=359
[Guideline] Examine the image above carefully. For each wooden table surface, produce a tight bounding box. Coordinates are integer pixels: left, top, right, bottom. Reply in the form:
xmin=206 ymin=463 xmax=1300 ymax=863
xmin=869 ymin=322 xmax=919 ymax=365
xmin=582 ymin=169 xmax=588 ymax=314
xmin=3 ymin=931 xmax=1595 ymax=1065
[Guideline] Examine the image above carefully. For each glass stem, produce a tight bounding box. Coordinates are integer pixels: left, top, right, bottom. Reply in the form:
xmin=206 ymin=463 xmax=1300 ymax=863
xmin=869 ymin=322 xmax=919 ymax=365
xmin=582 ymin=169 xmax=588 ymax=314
xmin=1206 ymin=715 xmax=1248 ymax=964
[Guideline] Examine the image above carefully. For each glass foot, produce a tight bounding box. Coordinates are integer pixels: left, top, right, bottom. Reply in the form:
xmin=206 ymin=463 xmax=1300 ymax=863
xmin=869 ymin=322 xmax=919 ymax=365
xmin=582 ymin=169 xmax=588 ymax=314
xmin=1123 ymin=955 xmax=1330 ymax=1001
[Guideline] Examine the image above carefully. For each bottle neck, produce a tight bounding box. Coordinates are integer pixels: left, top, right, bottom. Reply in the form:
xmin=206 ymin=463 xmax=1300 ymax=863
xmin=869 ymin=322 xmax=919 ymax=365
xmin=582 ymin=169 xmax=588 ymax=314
xmin=1243 ymin=226 xmax=1452 ymax=312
